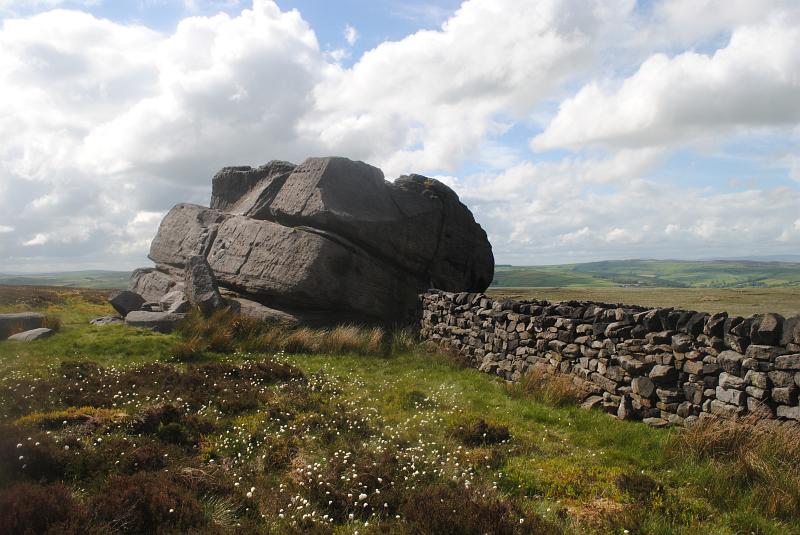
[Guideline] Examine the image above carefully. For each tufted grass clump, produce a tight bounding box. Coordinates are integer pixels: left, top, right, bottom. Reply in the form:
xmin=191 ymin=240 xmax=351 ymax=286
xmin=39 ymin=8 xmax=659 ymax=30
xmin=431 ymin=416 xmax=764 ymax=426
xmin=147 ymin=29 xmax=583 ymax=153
xmin=170 ymin=335 xmax=206 ymax=361
xmin=172 ymin=306 xmax=412 ymax=357
xmin=667 ymin=417 xmax=800 ymax=518
xmin=43 ymin=315 xmax=62 ymax=332
xmin=507 ymin=366 xmax=584 ymax=407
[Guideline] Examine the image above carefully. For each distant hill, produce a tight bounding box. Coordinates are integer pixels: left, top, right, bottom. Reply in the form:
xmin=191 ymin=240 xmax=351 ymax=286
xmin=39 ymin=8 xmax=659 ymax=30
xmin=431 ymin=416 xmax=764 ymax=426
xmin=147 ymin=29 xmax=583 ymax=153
xmin=491 ymin=260 xmax=800 ymax=288
xmin=0 ymin=270 xmax=129 ymax=289
xmin=3 ymin=260 xmax=800 ymax=290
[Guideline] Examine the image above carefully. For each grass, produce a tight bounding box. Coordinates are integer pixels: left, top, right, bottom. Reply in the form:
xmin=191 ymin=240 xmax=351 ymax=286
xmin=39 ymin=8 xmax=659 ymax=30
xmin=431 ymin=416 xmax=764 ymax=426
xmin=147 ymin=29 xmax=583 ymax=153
xmin=1 ymin=285 xmax=799 ymax=534
xmin=506 ymin=367 xmax=584 ymax=407
xmin=488 ymin=287 xmax=800 ymax=317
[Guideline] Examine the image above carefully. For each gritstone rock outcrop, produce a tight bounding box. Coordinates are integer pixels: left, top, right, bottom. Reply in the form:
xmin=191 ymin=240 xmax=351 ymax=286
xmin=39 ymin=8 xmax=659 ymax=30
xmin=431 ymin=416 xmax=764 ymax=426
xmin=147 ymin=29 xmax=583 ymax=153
xmin=129 ymin=156 xmax=494 ymax=326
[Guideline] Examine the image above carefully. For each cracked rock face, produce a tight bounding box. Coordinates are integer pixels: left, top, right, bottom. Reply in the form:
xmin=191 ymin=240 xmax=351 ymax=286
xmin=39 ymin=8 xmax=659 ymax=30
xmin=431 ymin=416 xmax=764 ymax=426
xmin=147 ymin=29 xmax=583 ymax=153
xmin=133 ymin=156 xmax=494 ymax=325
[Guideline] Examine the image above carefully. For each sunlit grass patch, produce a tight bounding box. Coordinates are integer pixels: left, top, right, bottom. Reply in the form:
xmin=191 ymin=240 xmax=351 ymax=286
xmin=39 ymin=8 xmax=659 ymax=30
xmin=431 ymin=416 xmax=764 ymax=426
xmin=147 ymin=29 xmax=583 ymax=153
xmin=14 ymin=406 xmax=128 ymax=430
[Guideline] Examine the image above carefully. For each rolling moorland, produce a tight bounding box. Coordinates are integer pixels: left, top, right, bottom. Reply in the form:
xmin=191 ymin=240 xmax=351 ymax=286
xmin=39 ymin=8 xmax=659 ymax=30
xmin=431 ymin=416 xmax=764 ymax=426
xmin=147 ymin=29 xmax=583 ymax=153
xmin=0 ymin=286 xmax=799 ymax=534
xmin=0 ymin=270 xmax=131 ymax=289
xmin=492 ymin=260 xmax=800 ymax=288
xmin=4 ymin=259 xmax=800 ymax=292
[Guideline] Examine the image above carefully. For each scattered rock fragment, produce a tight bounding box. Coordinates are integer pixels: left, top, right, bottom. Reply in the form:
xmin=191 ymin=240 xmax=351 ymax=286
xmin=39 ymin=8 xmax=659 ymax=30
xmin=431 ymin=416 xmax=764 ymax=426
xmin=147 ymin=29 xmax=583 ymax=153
xmin=90 ymin=316 xmax=124 ymax=326
xmin=7 ymin=328 xmax=54 ymax=341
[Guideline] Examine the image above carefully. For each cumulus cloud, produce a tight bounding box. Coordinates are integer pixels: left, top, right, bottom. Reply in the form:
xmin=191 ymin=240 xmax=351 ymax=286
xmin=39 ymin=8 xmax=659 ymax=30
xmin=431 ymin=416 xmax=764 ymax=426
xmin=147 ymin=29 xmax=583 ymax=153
xmin=302 ymin=0 xmax=635 ymax=176
xmin=643 ymin=0 xmax=800 ymax=47
xmin=533 ymin=15 xmax=800 ymax=150
xmin=0 ymin=1 xmax=327 ymax=269
xmin=454 ymin=160 xmax=800 ymax=264
xmin=0 ymin=0 xmax=798 ymax=271
xmin=344 ymin=24 xmax=358 ymax=45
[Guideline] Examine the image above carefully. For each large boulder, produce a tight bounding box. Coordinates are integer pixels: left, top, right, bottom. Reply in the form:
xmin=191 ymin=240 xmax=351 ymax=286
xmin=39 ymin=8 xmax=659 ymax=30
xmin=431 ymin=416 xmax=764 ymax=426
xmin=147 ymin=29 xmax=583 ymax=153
xmin=108 ymin=290 xmax=145 ymax=317
xmin=135 ymin=156 xmax=494 ymax=325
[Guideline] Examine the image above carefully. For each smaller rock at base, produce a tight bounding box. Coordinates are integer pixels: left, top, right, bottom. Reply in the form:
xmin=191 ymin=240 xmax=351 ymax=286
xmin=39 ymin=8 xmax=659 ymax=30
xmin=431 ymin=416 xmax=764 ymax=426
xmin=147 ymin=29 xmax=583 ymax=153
xmin=184 ymin=256 xmax=223 ymax=315
xmin=667 ymin=413 xmax=685 ymax=426
xmin=777 ymin=405 xmax=800 ymax=421
xmin=7 ymin=328 xmax=54 ymax=341
xmin=581 ymin=395 xmax=604 ymax=410
xmin=683 ymin=415 xmax=699 ymax=426
xmin=160 ymin=290 xmax=190 ymax=314
xmin=642 ymin=417 xmax=670 ymax=428
xmin=140 ymin=302 xmax=163 ymax=312
xmin=108 ymin=290 xmax=146 ymax=316
xmin=226 ymin=297 xmax=300 ymax=326
xmin=125 ymin=311 xmax=186 ymax=333
xmin=90 ymin=316 xmax=124 ymax=326
xmin=617 ymin=395 xmax=633 ymax=420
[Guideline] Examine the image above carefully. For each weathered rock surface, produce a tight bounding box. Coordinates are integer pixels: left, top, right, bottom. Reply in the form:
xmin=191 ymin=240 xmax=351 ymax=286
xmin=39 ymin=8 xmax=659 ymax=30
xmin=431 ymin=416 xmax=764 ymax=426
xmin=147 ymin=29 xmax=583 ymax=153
xmin=184 ymin=256 xmax=224 ymax=315
xmin=108 ymin=290 xmax=146 ymax=317
xmin=211 ymin=161 xmax=296 ymax=214
xmin=160 ymin=291 xmax=190 ymax=314
xmin=0 ymin=312 xmax=46 ymax=339
xmin=125 ymin=311 xmax=186 ymax=333
xmin=7 ymin=328 xmax=54 ymax=341
xmin=129 ymin=268 xmax=183 ymax=303
xmin=226 ymin=298 xmax=301 ymax=326
xmin=136 ymin=156 xmax=494 ymax=325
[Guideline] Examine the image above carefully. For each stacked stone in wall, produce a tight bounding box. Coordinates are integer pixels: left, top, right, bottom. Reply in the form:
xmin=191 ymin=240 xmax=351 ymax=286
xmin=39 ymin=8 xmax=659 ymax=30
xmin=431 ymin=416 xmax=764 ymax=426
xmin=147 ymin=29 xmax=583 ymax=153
xmin=419 ymin=290 xmax=800 ymax=427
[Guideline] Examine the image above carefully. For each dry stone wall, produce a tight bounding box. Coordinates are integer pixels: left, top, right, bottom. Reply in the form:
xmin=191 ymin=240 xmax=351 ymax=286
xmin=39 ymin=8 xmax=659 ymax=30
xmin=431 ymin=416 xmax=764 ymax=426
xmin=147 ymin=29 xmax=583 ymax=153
xmin=419 ymin=290 xmax=800 ymax=427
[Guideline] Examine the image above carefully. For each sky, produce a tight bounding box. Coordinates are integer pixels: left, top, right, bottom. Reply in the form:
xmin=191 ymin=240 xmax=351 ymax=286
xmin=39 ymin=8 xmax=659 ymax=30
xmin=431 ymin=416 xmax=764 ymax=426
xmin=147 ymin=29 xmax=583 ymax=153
xmin=0 ymin=0 xmax=798 ymax=272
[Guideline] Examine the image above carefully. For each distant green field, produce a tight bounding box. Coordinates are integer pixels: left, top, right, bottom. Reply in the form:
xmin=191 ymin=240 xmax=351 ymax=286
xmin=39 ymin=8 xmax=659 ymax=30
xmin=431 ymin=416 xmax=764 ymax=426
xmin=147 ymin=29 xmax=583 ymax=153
xmin=492 ymin=260 xmax=800 ymax=288
xmin=0 ymin=270 xmax=129 ymax=289
xmin=488 ymin=287 xmax=800 ymax=317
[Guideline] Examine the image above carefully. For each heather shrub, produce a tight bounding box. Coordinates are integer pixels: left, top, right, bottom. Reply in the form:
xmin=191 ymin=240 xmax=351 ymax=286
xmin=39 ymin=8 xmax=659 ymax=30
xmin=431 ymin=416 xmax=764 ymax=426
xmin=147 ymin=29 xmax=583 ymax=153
xmin=667 ymin=417 xmax=800 ymax=518
xmin=400 ymin=482 xmax=557 ymax=535
xmin=90 ymin=472 xmax=209 ymax=534
xmin=0 ymin=482 xmax=85 ymax=535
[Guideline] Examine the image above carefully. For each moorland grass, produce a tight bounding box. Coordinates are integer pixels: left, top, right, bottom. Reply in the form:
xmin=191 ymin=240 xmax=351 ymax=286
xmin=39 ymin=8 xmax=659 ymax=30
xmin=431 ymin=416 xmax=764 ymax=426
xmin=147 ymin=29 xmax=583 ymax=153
xmin=0 ymin=286 xmax=799 ymax=534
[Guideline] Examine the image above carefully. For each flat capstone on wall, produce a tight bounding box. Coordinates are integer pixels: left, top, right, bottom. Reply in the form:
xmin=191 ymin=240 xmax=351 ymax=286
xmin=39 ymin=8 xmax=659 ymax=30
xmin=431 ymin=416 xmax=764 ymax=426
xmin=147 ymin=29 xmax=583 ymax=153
xmin=419 ymin=290 xmax=800 ymax=427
